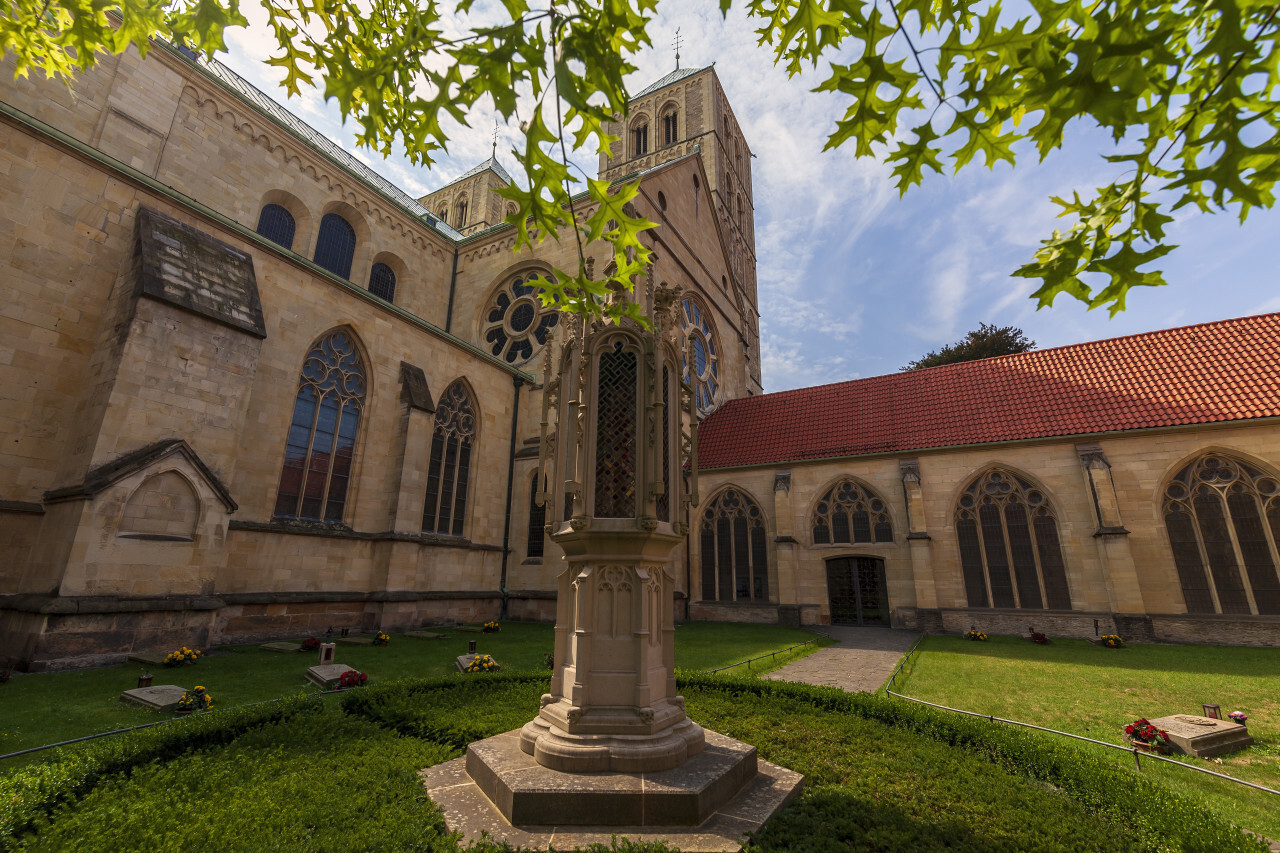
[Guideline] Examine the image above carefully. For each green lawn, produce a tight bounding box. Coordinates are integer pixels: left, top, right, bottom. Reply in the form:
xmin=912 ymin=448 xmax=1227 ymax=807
xmin=893 ymin=634 xmax=1280 ymax=841
xmin=0 ymin=621 xmax=828 ymax=759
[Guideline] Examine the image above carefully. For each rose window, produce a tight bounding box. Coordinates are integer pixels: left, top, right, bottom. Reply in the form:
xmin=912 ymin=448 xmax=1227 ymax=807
xmin=680 ymin=298 xmax=719 ymax=414
xmin=483 ymin=274 xmax=559 ymax=364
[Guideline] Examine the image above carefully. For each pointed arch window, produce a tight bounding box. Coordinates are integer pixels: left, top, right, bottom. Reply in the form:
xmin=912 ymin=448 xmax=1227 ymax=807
xmin=1163 ymin=454 xmax=1280 ymax=615
xmin=454 ymin=197 xmax=468 ymax=228
xmin=527 ymin=472 xmax=546 ymax=559
xmin=274 ymin=331 xmax=366 ymax=522
xmin=369 ymin=262 xmax=396 ymax=303
xmin=813 ymin=480 xmax=893 ymax=545
xmin=256 ymin=204 xmax=296 ymax=250
xmin=314 ymin=213 xmax=356 ymax=279
xmin=423 ymin=381 xmax=477 ymax=536
xmin=699 ymin=489 xmax=770 ymax=602
xmin=955 ymin=469 xmax=1072 ymax=610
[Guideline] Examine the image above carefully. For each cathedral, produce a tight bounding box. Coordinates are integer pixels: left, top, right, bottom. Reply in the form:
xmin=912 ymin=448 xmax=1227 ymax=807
xmin=1 ymin=37 xmax=1277 ymax=671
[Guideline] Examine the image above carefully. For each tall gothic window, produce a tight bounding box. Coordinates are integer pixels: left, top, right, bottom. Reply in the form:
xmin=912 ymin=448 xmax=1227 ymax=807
xmin=368 ymin=262 xmax=396 ymax=303
xmin=1163 ymin=454 xmax=1280 ymax=615
xmin=256 ymin=204 xmax=296 ymax=250
xmin=454 ymin=197 xmax=468 ymax=228
xmin=955 ymin=469 xmax=1072 ymax=610
xmin=812 ymin=480 xmax=893 ymax=544
xmin=274 ymin=331 xmax=366 ymax=522
xmin=594 ymin=341 xmax=637 ymax=517
xmin=699 ymin=489 xmax=770 ymax=602
xmin=632 ymin=123 xmax=649 ymax=157
xmin=679 ymin=297 xmax=720 ymax=415
xmin=314 ymin=213 xmax=356 ymax=279
xmin=482 ymin=272 xmax=560 ymax=364
xmin=662 ymin=109 xmax=678 ymax=146
xmin=422 ymin=381 xmax=476 ymax=536
xmin=527 ymin=473 xmax=546 ymax=559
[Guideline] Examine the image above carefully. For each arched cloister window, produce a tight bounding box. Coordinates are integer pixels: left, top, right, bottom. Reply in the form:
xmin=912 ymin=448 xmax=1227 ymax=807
xmin=812 ymin=480 xmax=893 ymax=545
xmin=661 ymin=107 xmax=678 ymax=146
xmin=423 ymin=381 xmax=477 ymax=536
xmin=368 ymin=262 xmax=396 ymax=303
xmin=955 ymin=469 xmax=1072 ymax=610
xmin=1163 ymin=453 xmax=1280 ymax=615
xmin=679 ymin=297 xmax=719 ymax=415
xmin=482 ymin=272 xmax=560 ymax=364
xmin=454 ymin=197 xmax=468 ymax=228
xmin=527 ymin=472 xmax=546 ymax=559
xmin=256 ymin=203 xmax=296 ymax=250
xmin=274 ymin=330 xmax=366 ymax=522
xmin=699 ymin=488 xmax=770 ymax=602
xmin=314 ymin=213 xmax=356 ymax=279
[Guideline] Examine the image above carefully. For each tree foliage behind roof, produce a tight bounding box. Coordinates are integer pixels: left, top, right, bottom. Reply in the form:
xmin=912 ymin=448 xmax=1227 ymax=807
xmin=2 ymin=0 xmax=1277 ymax=321
xmin=902 ymin=323 xmax=1036 ymax=371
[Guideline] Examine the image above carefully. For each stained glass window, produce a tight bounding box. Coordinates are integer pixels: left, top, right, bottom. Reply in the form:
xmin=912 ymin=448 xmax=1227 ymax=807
xmin=482 ymin=273 xmax=560 ymax=364
xmin=699 ymin=489 xmax=770 ymax=602
xmin=368 ymin=263 xmax=396 ymax=303
xmin=274 ymin=331 xmax=366 ymax=522
xmin=679 ymin=297 xmax=720 ymax=415
xmin=422 ymin=381 xmax=476 ymax=536
xmin=314 ymin=213 xmax=356 ymax=279
xmin=1163 ymin=454 xmax=1280 ymax=615
xmin=256 ymin=204 xmax=295 ymax=250
xmin=955 ymin=470 xmax=1072 ymax=611
xmin=812 ymin=480 xmax=893 ymax=545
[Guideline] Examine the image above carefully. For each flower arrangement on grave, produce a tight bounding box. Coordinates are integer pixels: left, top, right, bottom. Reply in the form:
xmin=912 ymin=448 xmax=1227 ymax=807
xmin=466 ymin=654 xmax=499 ymax=672
xmin=176 ymin=685 xmax=213 ymax=713
xmin=0 ymin=668 xmax=10 ymax=684
xmin=164 ymin=646 xmax=202 ymax=666
xmin=544 ymin=652 xmax=555 ymax=669
xmin=338 ymin=669 xmax=368 ymax=689
xmin=965 ymin=628 xmax=987 ymax=641
xmin=300 ymin=637 xmax=319 ymax=652
xmin=1228 ymin=711 xmax=1248 ymax=725
xmin=1029 ymin=630 xmax=1049 ymax=645
xmin=1124 ymin=718 xmax=1171 ymax=750
xmin=372 ymin=631 xmax=390 ymax=646
xmin=482 ymin=621 xmax=500 ymax=633
xmin=1101 ymin=634 xmax=1123 ymax=648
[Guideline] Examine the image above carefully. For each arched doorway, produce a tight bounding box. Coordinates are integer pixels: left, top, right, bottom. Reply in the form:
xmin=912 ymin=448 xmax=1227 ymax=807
xmin=826 ymin=557 xmax=889 ymax=626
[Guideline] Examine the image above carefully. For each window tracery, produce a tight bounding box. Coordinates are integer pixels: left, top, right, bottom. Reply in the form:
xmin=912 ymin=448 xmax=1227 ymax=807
xmin=812 ymin=480 xmax=893 ymax=545
xmin=955 ymin=469 xmax=1072 ymax=610
xmin=679 ymin=297 xmax=719 ymax=415
xmin=274 ymin=330 xmax=366 ymax=522
xmin=1163 ymin=454 xmax=1280 ymax=615
xmin=482 ymin=272 xmax=560 ymax=364
xmin=422 ymin=381 xmax=476 ymax=536
xmin=699 ymin=489 xmax=770 ymax=602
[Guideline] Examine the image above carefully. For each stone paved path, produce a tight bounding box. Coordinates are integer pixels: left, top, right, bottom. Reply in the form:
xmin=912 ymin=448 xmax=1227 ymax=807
xmin=763 ymin=626 xmax=920 ymax=693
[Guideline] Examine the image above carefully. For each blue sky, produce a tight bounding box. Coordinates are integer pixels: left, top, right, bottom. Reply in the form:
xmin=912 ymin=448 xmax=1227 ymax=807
xmin=222 ymin=1 xmax=1280 ymax=394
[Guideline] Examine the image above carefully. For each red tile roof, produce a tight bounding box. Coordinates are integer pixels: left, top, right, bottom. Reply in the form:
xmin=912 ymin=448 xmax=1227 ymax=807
xmin=698 ymin=313 xmax=1280 ymax=470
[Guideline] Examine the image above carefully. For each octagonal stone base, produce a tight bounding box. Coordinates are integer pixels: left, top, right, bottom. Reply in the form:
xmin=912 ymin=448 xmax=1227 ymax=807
xmin=422 ymin=729 xmax=802 ymax=852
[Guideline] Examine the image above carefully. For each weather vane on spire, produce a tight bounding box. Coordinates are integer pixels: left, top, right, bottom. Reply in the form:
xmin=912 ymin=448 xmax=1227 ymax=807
xmin=673 ymin=28 xmax=682 ymax=70
xmin=492 ymin=121 xmax=499 ymax=158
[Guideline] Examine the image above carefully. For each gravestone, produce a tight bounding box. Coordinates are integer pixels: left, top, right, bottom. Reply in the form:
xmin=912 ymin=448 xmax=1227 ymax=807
xmin=318 ymin=642 xmax=336 ymax=664
xmin=456 ymin=654 xmax=500 ymax=673
xmin=127 ymin=652 xmax=169 ymax=667
xmin=120 ymin=684 xmax=188 ymax=711
xmin=306 ymin=664 xmax=355 ymax=689
xmin=260 ymin=641 xmax=302 ymax=653
xmin=455 ymin=625 xmax=485 ymax=633
xmin=338 ymin=636 xmax=374 ymax=645
xmin=405 ymin=631 xmax=447 ymax=639
xmin=1148 ymin=714 xmax=1254 ymax=757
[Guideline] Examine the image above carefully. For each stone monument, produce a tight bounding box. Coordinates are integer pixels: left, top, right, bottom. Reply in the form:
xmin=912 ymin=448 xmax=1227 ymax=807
xmin=1148 ymin=714 xmax=1254 ymax=758
xmin=422 ymin=284 xmax=802 ymax=850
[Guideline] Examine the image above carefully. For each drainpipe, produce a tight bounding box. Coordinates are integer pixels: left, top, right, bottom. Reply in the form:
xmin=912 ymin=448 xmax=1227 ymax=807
xmin=498 ymin=375 xmax=525 ymax=620
xmin=445 ymin=246 xmax=460 ymax=333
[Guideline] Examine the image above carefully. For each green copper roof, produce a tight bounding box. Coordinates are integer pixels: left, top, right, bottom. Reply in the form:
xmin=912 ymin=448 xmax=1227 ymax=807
xmin=632 ymin=64 xmax=713 ymax=100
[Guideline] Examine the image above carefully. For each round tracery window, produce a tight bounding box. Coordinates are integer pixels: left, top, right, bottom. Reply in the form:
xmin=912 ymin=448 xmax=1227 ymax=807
xmin=483 ymin=273 xmax=560 ymax=364
xmin=680 ymin=297 xmax=719 ymax=414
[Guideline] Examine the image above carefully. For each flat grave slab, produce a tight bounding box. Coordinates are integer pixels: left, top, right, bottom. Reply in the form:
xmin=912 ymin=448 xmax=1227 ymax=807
xmin=455 ymin=625 xmax=484 ymax=633
xmin=338 ymin=636 xmax=374 ymax=645
xmin=1149 ymin=714 xmax=1254 ymax=758
xmin=120 ymin=684 xmax=188 ymax=711
xmin=456 ymin=654 xmax=500 ymax=673
xmin=405 ymin=631 xmax=447 ymax=639
xmin=306 ymin=663 xmax=356 ymax=689
xmin=127 ymin=652 xmax=169 ymax=667
xmin=260 ymin=642 xmax=302 ymax=653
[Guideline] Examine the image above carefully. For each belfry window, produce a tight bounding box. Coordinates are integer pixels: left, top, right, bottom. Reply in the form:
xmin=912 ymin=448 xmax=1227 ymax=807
xmin=699 ymin=489 xmax=770 ymax=602
xmin=454 ymin=197 xmax=468 ymax=228
xmin=662 ymin=110 xmax=678 ymax=146
xmin=368 ymin=262 xmax=396 ymax=303
xmin=955 ymin=469 xmax=1072 ymax=610
xmin=632 ymin=124 xmax=649 ymax=157
xmin=423 ymin=381 xmax=477 ymax=536
xmin=314 ymin=213 xmax=356 ymax=279
xmin=256 ymin=204 xmax=296 ymax=250
xmin=482 ymin=272 xmax=560 ymax=364
xmin=274 ymin=331 xmax=366 ymax=522
xmin=812 ymin=480 xmax=893 ymax=544
xmin=1163 ymin=454 xmax=1280 ymax=615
